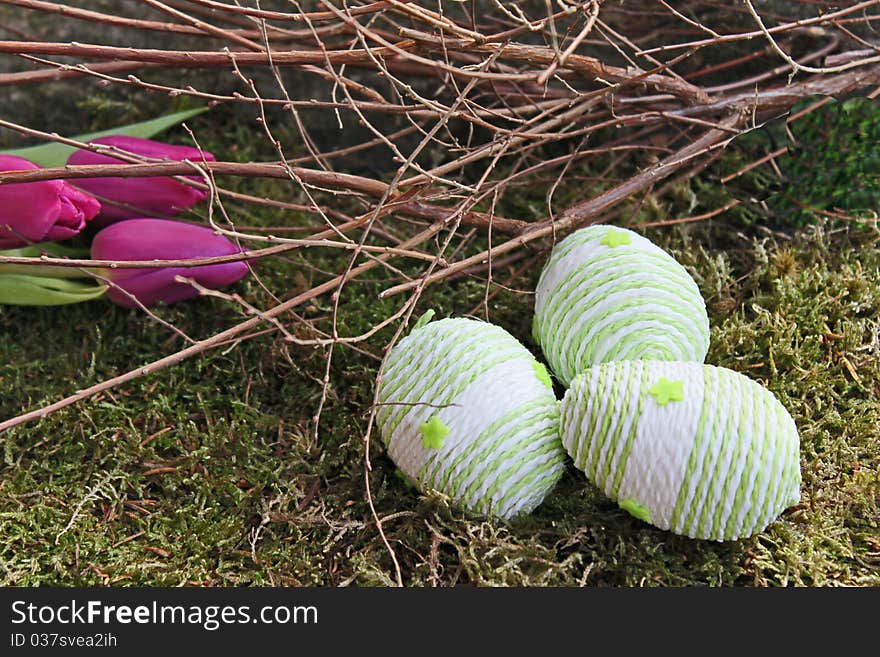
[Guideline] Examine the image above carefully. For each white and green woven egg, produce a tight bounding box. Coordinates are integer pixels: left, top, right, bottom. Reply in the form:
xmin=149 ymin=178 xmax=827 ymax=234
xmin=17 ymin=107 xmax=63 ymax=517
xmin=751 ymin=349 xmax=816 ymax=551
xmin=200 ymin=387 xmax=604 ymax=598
xmin=560 ymin=361 xmax=801 ymax=541
xmin=376 ymin=314 xmax=566 ymax=519
xmin=533 ymin=225 xmax=710 ymax=386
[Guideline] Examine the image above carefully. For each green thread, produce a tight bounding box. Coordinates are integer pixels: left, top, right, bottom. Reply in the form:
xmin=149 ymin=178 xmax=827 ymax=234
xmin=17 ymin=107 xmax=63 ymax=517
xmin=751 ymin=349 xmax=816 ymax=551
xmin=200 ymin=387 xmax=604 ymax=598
xmin=469 ymin=416 xmax=562 ymax=514
xmin=382 ymin=336 xmax=524 ymax=437
xmin=610 ymin=362 xmax=649 ymax=500
xmin=542 ymin=224 xmax=634 ymax=269
xmin=536 ymin=249 xmax=702 ymax=351
xmin=430 ymin=402 xmax=563 ymax=517
xmin=564 ymin=363 xmax=800 ymax=540
xmin=538 ymin=253 xmax=706 ymax=372
xmin=575 ymin=366 xmax=604 ymax=472
xmin=380 ymin=321 xmax=487 ymax=402
xmin=380 ymin=317 xmax=565 ymax=519
xmin=710 ymin=374 xmax=748 ymax=539
xmin=689 ymin=367 xmax=729 ymax=537
xmin=427 ymin=399 xmax=555 ymax=498
xmin=378 ymin=324 xmax=481 ymax=432
xmin=697 ymin=371 xmax=737 ymax=537
xmin=590 ymin=362 xmax=625 ymax=486
xmin=549 ymin=290 xmax=706 ymax=383
xmin=559 ymin=374 xmax=587 ymax=467
xmin=738 ymin=386 xmax=774 ymax=538
xmin=587 ymin=363 xmax=620 ymax=483
xmin=384 ymin=346 xmax=523 ymax=437
xmin=599 ymin=362 xmax=637 ymax=494
xmin=671 ymin=365 xmax=713 ymax=534
xmin=493 ymin=442 xmax=566 ymax=515
xmin=724 ymin=378 xmax=764 ymax=539
xmin=424 ymin=400 xmax=536 ymax=492
xmin=534 ymin=234 xmax=709 ymax=383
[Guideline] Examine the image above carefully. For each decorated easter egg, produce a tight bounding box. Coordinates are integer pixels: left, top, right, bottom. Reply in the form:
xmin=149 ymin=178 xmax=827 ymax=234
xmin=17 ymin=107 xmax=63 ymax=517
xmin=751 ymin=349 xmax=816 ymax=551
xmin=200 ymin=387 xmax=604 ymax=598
xmin=376 ymin=314 xmax=566 ymax=519
xmin=533 ymin=225 xmax=710 ymax=386
xmin=560 ymin=361 xmax=801 ymax=540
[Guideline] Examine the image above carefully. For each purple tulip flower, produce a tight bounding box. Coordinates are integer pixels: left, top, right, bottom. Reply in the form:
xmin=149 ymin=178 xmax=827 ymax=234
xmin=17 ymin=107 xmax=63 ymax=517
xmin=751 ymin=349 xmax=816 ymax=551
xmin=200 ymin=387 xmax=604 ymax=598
xmin=0 ymin=155 xmax=101 ymax=249
xmin=91 ymin=218 xmax=249 ymax=308
xmin=67 ymin=136 xmax=215 ymax=224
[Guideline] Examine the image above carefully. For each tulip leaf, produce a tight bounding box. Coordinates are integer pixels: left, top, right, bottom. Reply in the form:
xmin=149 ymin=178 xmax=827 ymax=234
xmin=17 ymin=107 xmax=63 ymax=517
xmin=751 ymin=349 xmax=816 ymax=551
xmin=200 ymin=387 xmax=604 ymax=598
xmin=0 ymin=242 xmax=90 ymax=259
xmin=0 ymin=243 xmax=94 ymax=278
xmin=0 ymin=274 xmax=106 ymax=306
xmin=0 ymin=107 xmax=207 ymax=168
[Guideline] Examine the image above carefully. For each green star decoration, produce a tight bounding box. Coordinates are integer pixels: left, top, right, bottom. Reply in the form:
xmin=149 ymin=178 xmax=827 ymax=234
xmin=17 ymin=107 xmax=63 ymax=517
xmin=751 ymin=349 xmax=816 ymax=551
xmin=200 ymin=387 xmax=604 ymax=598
xmin=620 ymin=498 xmax=652 ymax=523
xmin=419 ymin=415 xmax=450 ymax=449
xmin=648 ymin=377 xmax=685 ymax=405
xmin=532 ymin=360 xmax=553 ymax=389
xmin=413 ymin=308 xmax=435 ymax=331
xmin=600 ymin=229 xmax=632 ymax=248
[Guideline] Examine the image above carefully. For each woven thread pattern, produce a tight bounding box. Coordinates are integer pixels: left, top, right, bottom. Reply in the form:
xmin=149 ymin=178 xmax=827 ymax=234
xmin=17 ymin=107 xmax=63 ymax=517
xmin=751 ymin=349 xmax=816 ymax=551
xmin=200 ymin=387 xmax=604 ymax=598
xmin=560 ymin=361 xmax=801 ymax=540
xmin=377 ymin=317 xmax=566 ymax=519
xmin=533 ymin=226 xmax=710 ymax=385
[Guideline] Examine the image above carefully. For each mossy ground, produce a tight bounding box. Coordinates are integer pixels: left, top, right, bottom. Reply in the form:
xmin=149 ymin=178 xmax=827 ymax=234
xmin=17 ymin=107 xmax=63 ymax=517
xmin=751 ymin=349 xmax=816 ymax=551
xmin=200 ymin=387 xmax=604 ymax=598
xmin=5 ymin=218 xmax=878 ymax=586
xmin=1 ymin=46 xmax=878 ymax=585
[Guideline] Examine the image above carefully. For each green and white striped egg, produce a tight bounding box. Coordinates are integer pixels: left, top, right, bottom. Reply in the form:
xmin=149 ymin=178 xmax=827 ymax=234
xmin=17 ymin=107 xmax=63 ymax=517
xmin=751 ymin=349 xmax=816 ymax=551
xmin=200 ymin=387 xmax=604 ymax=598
xmin=533 ymin=225 xmax=710 ymax=386
xmin=560 ymin=361 xmax=801 ymax=540
xmin=377 ymin=316 xmax=566 ymax=519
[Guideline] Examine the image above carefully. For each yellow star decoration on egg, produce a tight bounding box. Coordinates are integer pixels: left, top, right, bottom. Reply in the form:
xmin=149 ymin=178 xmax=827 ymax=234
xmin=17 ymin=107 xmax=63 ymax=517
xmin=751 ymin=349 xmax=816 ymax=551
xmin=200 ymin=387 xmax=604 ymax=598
xmin=600 ymin=229 xmax=631 ymax=248
xmin=419 ymin=415 xmax=449 ymax=449
xmin=648 ymin=377 xmax=684 ymax=406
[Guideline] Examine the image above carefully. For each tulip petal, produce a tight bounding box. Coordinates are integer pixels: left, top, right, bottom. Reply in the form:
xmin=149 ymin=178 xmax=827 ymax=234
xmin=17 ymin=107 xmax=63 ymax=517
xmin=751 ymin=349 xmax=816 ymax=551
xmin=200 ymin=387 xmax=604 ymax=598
xmin=91 ymin=218 xmax=250 ymax=308
xmin=73 ymin=177 xmax=208 ymax=223
xmin=67 ymin=136 xmax=214 ymax=223
xmin=104 ymin=263 xmax=249 ymax=308
xmin=0 ymin=155 xmax=100 ymax=248
xmin=92 ymin=218 xmax=241 ymax=262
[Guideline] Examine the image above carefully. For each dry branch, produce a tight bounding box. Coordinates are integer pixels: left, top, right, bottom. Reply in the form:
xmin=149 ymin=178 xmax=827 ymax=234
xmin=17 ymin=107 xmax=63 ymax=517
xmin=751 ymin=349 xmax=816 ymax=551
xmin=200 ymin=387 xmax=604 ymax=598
xmin=0 ymin=161 xmax=528 ymax=235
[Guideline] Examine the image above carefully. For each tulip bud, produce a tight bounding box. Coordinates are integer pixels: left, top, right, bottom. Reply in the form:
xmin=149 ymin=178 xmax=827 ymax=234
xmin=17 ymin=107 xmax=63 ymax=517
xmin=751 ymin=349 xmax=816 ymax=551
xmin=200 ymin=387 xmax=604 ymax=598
xmin=0 ymin=155 xmax=101 ymax=249
xmin=67 ymin=136 xmax=215 ymax=224
xmin=91 ymin=218 xmax=249 ymax=308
